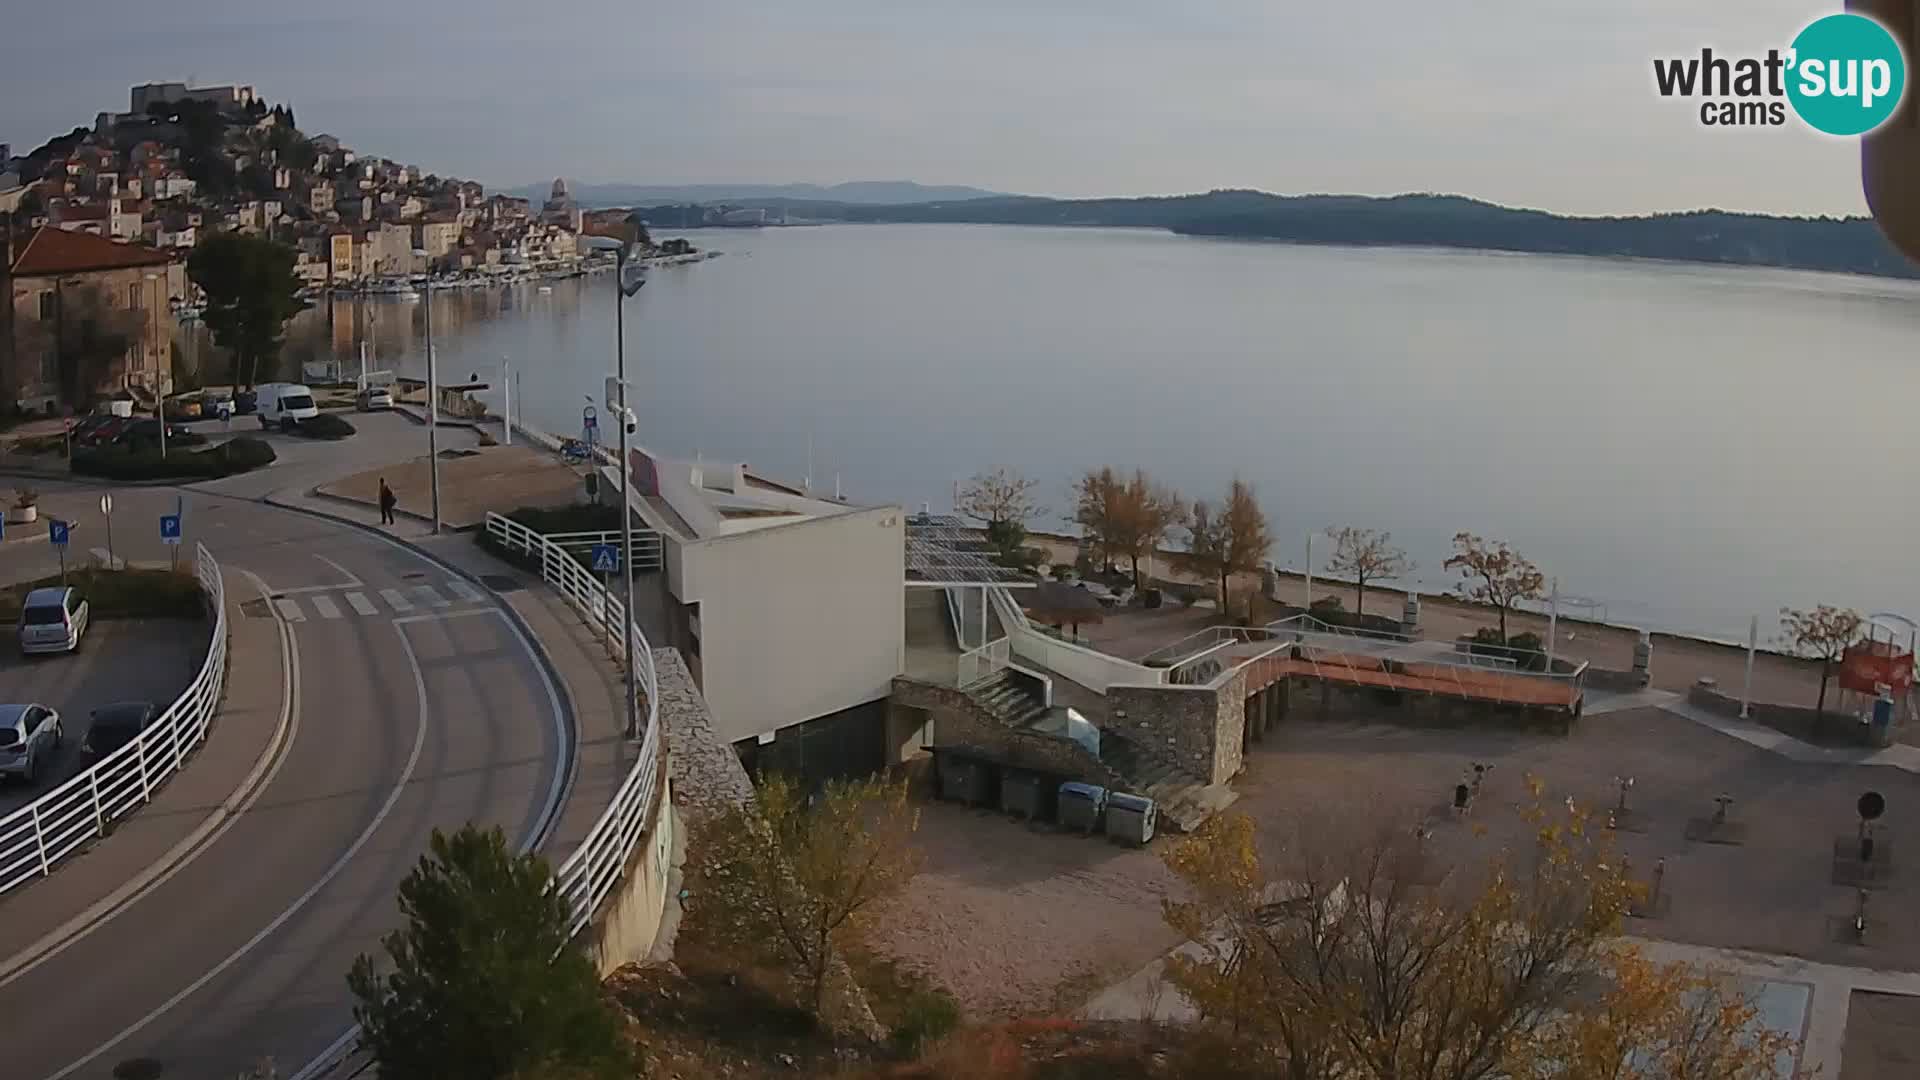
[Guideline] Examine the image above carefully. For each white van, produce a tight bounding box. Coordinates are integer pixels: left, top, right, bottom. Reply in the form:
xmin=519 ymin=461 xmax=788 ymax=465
xmin=255 ymin=383 xmax=319 ymax=429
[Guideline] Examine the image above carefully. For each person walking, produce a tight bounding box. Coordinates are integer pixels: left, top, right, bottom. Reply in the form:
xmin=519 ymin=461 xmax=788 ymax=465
xmin=378 ymin=478 xmax=397 ymax=526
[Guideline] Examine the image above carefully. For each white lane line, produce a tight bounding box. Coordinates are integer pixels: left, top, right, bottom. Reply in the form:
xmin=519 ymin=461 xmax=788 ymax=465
xmin=344 ymin=591 xmax=378 ymax=616
xmin=412 ymin=584 xmax=451 ymax=608
xmin=48 ymin=617 xmax=432 ymax=1080
xmin=446 ymin=578 xmax=484 ymax=604
xmin=294 ymin=604 xmax=571 ymax=1080
xmin=273 ymin=597 xmax=305 ymax=622
xmin=379 ymin=588 xmax=413 ymax=613
xmin=313 ymin=553 xmax=363 ymax=588
xmin=309 ymin=594 xmax=342 ymax=620
xmin=0 ymin=567 xmax=302 ymax=990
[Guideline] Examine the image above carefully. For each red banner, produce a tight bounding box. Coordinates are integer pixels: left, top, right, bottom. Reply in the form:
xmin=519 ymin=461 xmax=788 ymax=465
xmin=1840 ymin=641 xmax=1915 ymax=695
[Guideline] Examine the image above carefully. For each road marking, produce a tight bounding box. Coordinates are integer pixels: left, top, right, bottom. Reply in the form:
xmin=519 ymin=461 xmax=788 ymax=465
xmin=310 ymin=594 xmax=342 ymax=620
xmin=412 ymin=584 xmax=451 ymax=608
xmin=344 ymin=591 xmax=378 ymax=616
xmin=0 ymin=567 xmax=301 ymax=990
xmin=446 ymin=578 xmax=484 ymax=604
xmin=47 ymin=615 xmax=432 ymax=1080
xmin=379 ymin=588 xmax=413 ymax=613
xmin=313 ymin=553 xmax=363 ymax=588
xmin=273 ymin=597 xmax=305 ymax=622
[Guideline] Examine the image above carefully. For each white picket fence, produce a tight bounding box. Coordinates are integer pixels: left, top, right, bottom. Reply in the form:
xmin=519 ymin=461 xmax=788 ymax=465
xmin=483 ymin=511 xmax=663 ymax=936
xmin=0 ymin=543 xmax=227 ymax=896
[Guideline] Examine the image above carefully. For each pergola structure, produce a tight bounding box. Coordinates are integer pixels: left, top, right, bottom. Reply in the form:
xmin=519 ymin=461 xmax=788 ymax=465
xmin=905 ymin=514 xmax=1035 ymax=678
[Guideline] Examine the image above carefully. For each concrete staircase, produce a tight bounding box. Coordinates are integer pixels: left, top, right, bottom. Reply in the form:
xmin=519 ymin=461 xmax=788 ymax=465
xmin=960 ymin=670 xmax=1235 ymax=833
xmin=1097 ymin=732 xmax=1238 ymax=833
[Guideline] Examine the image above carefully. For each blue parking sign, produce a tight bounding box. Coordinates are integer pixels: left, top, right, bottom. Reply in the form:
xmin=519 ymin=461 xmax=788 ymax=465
xmin=48 ymin=519 xmax=68 ymax=547
xmin=160 ymin=514 xmax=182 ymax=545
xmin=590 ymin=543 xmax=620 ymax=573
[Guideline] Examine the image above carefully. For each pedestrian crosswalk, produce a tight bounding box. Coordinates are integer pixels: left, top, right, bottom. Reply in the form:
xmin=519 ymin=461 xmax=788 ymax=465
xmin=270 ymin=580 xmax=490 ymax=622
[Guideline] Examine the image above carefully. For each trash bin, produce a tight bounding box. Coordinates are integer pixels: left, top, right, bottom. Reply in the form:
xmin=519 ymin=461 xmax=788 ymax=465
xmin=1058 ymin=781 xmax=1108 ymax=834
xmin=1001 ymin=770 xmax=1051 ymax=821
xmin=1106 ymin=792 xmax=1157 ymax=846
xmin=938 ymin=754 xmax=993 ymax=807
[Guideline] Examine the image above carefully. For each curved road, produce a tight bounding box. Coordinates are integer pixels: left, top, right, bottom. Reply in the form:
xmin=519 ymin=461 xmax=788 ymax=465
xmin=0 ymin=482 xmax=569 ymax=1079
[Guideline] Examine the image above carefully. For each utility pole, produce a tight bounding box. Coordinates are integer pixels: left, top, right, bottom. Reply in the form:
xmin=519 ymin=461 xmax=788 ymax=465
xmin=416 ymin=250 xmax=441 ymax=534
xmin=614 ymin=247 xmax=638 ymax=740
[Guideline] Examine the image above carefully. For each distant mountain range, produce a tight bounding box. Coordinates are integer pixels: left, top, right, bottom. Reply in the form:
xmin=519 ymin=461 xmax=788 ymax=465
xmin=623 ymin=188 xmax=1919 ymax=281
xmin=511 ymin=180 xmax=1010 ymax=207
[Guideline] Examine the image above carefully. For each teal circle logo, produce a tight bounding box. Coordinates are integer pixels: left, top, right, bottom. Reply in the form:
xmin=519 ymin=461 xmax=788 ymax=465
xmin=1787 ymin=13 xmax=1907 ymax=136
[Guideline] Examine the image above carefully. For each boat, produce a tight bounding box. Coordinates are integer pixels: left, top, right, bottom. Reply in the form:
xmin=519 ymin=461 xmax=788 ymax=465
xmin=537 ymin=284 xmax=553 ymax=294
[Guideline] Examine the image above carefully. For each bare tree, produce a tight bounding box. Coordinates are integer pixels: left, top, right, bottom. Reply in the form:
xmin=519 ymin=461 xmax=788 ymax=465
xmin=1181 ymin=477 xmax=1272 ymax=621
xmin=956 ymin=466 xmax=1042 ymax=528
xmin=1779 ymin=605 xmax=1865 ymax=723
xmin=1443 ymin=532 xmax=1545 ymax=641
xmin=1323 ymin=526 xmax=1412 ymax=617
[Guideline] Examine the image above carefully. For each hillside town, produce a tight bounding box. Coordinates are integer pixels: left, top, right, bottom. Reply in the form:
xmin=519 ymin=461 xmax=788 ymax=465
xmin=0 ymin=80 xmax=669 ymax=413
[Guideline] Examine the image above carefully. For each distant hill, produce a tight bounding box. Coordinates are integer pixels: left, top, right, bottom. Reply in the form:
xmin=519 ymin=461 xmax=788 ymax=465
xmin=670 ymin=189 xmax=1918 ymax=281
xmin=512 ymin=180 xmax=1011 ymax=207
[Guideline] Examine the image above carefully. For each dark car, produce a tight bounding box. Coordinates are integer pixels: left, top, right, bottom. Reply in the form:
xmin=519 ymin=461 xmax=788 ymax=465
xmin=113 ymin=419 xmax=204 ymax=451
xmin=83 ymin=701 xmax=159 ymax=761
xmin=68 ymin=415 xmax=115 ymax=444
xmin=78 ymin=416 xmax=132 ymax=446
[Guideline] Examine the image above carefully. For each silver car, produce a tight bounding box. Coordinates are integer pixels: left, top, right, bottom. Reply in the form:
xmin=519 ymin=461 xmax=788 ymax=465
xmin=0 ymin=704 xmax=63 ymax=784
xmin=18 ymin=587 xmax=89 ymax=656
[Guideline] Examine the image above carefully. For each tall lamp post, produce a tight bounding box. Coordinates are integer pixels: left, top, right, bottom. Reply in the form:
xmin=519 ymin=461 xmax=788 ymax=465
xmin=583 ymin=224 xmax=648 ymax=739
xmin=411 ymin=249 xmax=441 ymax=534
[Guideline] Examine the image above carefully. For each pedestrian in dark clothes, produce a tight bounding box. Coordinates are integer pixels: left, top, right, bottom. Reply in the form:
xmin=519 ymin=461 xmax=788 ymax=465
xmin=378 ymin=478 xmax=397 ymax=525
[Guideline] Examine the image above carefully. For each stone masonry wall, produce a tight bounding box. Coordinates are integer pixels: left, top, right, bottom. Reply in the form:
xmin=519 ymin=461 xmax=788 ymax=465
xmin=1106 ymin=668 xmax=1245 ymax=785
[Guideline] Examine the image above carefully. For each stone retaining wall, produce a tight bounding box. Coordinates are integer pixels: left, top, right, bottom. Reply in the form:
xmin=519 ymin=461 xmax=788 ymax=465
xmin=1106 ymin=671 xmax=1245 ymax=785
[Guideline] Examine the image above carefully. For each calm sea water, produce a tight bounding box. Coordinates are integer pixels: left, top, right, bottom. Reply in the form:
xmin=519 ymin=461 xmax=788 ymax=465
xmin=263 ymin=224 xmax=1920 ymax=640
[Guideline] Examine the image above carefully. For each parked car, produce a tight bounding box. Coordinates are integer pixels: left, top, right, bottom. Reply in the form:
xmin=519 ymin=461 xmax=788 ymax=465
xmin=113 ymin=419 xmax=203 ymax=451
xmin=83 ymin=701 xmax=159 ymax=762
xmin=0 ymin=703 xmax=63 ymax=785
xmin=18 ymin=587 xmax=90 ymax=655
xmin=356 ymin=386 xmax=394 ymax=411
xmin=254 ymin=383 xmax=319 ymax=429
xmin=69 ymin=415 xmax=117 ymax=446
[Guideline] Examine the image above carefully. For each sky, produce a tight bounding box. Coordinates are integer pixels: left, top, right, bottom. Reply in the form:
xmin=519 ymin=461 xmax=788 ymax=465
xmin=0 ymin=0 xmax=1877 ymax=216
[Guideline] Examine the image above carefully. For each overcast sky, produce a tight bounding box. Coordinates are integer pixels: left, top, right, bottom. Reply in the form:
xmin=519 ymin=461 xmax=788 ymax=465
xmin=0 ymin=1 xmax=1874 ymax=216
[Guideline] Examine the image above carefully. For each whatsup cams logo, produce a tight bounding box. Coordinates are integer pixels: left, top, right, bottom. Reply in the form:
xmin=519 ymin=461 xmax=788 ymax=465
xmin=1653 ymin=12 xmax=1907 ymax=135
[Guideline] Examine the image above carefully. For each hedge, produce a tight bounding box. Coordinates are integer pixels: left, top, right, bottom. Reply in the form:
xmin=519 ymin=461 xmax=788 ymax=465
xmin=0 ymin=567 xmax=205 ymax=620
xmin=295 ymin=413 xmax=356 ymax=440
xmin=72 ymin=437 xmax=276 ymax=481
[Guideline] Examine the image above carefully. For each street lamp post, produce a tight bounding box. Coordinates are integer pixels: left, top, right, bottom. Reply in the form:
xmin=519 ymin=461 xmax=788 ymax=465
xmin=583 ymin=230 xmax=648 ymax=740
xmin=413 ymin=250 xmax=441 ymax=534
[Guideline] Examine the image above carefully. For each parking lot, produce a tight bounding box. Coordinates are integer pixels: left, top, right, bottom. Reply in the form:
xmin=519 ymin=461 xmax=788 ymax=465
xmin=0 ymin=619 xmax=209 ymax=817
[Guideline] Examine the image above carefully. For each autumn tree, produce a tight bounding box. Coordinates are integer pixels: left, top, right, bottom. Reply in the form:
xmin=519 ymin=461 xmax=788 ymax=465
xmin=1323 ymin=526 xmax=1412 ymax=617
xmin=1779 ymin=604 xmax=1865 ymax=723
xmin=1161 ymin=790 xmax=1798 ymax=1080
xmin=1181 ymin=477 xmax=1272 ymax=620
xmin=188 ymin=232 xmax=305 ymax=390
xmin=1443 ymin=532 xmax=1545 ymax=641
xmin=1073 ymin=467 xmax=1186 ymax=586
xmin=347 ymin=825 xmax=629 ymax=1080
xmin=696 ymin=772 xmax=922 ymax=1014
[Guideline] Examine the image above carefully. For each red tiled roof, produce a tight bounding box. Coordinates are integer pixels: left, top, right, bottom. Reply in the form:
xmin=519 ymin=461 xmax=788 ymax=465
xmin=9 ymin=226 xmax=174 ymax=276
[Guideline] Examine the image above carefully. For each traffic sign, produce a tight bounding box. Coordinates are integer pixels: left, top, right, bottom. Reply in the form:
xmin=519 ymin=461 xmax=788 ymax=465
xmin=48 ymin=519 xmax=69 ymax=547
xmin=590 ymin=543 xmax=620 ymax=573
xmin=99 ymin=493 xmax=113 ymax=516
xmin=582 ymin=406 xmax=598 ymax=431
xmin=160 ymin=514 xmax=182 ymax=545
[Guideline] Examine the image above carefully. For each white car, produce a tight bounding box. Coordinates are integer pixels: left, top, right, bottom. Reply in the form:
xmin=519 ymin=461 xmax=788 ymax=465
xmin=356 ymin=386 xmax=394 ymax=411
xmin=18 ymin=587 xmax=89 ymax=655
xmin=0 ymin=703 xmax=63 ymax=784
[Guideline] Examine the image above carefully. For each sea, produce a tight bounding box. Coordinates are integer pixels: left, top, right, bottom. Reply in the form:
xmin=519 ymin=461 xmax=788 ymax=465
xmin=223 ymin=223 xmax=1920 ymax=641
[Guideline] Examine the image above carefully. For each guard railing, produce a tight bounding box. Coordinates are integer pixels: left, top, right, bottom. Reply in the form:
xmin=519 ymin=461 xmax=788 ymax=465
xmin=0 ymin=543 xmax=227 ymax=896
xmin=484 ymin=511 xmax=663 ymax=936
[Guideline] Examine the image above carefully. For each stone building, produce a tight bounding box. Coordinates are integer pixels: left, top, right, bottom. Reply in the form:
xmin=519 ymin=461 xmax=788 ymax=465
xmin=3 ymin=227 xmax=182 ymax=411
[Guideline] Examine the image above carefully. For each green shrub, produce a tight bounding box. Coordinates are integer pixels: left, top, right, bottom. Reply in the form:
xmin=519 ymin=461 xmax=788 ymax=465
xmin=1051 ymin=562 xmax=1073 ymax=580
xmin=889 ymin=988 xmax=962 ymax=1057
xmin=1467 ymin=628 xmax=1548 ymax=672
xmin=296 ymin=413 xmax=356 ymax=439
xmin=72 ymin=436 xmax=276 ymax=481
xmin=0 ymin=567 xmax=204 ymax=620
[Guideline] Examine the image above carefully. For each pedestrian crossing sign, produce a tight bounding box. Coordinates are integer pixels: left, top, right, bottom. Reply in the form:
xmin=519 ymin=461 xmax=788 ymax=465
xmin=591 ymin=543 xmax=620 ymax=573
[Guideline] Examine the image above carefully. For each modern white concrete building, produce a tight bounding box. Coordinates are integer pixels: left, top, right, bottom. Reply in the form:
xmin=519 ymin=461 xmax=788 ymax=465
xmin=602 ymin=447 xmax=906 ymax=764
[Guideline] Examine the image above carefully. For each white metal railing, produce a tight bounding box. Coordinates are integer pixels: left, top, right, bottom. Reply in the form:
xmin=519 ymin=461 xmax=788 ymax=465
xmin=0 ymin=543 xmax=227 ymax=896
xmin=957 ymin=637 xmax=1011 ymax=689
xmin=543 ymin=529 xmax=665 ymax=573
xmin=484 ymin=511 xmax=662 ymax=937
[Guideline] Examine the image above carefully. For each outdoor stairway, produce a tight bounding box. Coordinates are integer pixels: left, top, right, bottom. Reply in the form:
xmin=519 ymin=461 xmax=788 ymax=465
xmin=1097 ymin=732 xmax=1238 ymax=834
xmin=967 ymin=670 xmax=1052 ymax=729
